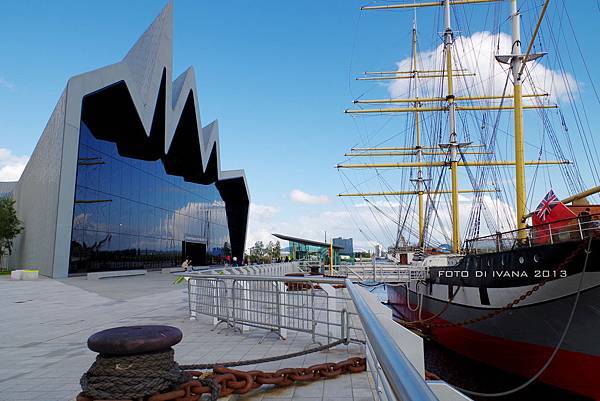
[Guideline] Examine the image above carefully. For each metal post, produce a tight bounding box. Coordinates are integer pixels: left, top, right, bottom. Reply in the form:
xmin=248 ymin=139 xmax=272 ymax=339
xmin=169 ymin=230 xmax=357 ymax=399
xmin=330 ymin=241 xmax=334 ymax=275
xmin=276 ymin=281 xmax=283 ymax=339
xmin=578 ymin=219 xmax=584 ymax=239
xmin=213 ymin=280 xmax=219 ymax=325
xmin=231 ymin=280 xmax=236 ymax=328
xmin=188 ymin=278 xmax=196 ymax=320
xmin=310 ymin=286 xmax=317 ymax=344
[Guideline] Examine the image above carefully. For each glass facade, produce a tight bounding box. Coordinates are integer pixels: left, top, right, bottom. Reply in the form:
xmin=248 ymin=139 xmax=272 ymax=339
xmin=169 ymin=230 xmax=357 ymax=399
xmin=288 ymin=241 xmax=341 ymax=265
xmin=68 ymin=122 xmax=231 ymax=274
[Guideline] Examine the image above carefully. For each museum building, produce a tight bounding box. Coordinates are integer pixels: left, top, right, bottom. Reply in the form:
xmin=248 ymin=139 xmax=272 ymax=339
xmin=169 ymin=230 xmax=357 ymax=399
xmin=0 ymin=4 xmax=249 ymax=278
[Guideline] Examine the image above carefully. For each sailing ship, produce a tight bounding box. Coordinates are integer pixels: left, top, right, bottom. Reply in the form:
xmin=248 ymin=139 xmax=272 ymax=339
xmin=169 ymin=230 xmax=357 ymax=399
xmin=338 ymin=0 xmax=600 ymax=398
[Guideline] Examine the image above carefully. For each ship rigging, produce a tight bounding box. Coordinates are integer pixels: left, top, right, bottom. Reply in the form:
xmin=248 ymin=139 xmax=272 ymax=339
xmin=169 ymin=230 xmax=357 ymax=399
xmin=338 ymin=0 xmax=599 ymax=254
xmin=337 ymin=1 xmax=600 ymax=398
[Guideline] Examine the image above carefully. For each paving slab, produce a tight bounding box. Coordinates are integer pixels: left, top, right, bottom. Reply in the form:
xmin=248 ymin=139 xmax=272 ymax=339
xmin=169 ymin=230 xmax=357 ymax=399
xmin=0 ymin=273 xmax=375 ymax=401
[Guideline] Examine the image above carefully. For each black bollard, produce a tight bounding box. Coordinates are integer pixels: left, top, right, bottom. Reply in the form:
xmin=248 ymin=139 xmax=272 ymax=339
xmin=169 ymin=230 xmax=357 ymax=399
xmin=87 ymin=325 xmax=183 ymax=355
xmin=78 ymin=325 xmax=189 ymax=401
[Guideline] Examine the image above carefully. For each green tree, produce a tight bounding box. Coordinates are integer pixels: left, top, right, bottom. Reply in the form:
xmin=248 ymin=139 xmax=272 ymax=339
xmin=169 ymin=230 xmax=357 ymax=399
xmin=264 ymin=241 xmax=281 ymax=262
xmin=271 ymin=241 xmax=281 ymax=260
xmin=249 ymin=241 xmax=265 ymax=263
xmin=0 ymin=197 xmax=23 ymax=264
xmin=265 ymin=241 xmax=274 ymax=261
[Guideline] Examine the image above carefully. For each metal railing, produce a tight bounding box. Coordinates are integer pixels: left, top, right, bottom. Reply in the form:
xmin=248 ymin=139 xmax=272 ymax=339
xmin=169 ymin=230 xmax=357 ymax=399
xmin=297 ymin=260 xmax=321 ymax=274
xmin=181 ymin=270 xmax=449 ymax=401
xmin=185 ymin=274 xmax=363 ymax=344
xmin=465 ymin=214 xmax=599 ymax=254
xmin=333 ymin=263 xmax=427 ymax=283
xmin=203 ymin=261 xmax=300 ymax=277
xmin=346 ymin=281 xmax=438 ymax=401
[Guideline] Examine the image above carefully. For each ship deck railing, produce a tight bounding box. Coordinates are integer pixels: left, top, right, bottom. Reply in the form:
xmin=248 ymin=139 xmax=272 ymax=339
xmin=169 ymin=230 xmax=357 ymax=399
xmin=296 ymin=260 xmax=427 ymax=283
xmin=331 ymin=263 xmax=427 ymax=283
xmin=179 ymin=262 xmax=468 ymax=400
xmin=464 ymin=213 xmax=600 ymax=254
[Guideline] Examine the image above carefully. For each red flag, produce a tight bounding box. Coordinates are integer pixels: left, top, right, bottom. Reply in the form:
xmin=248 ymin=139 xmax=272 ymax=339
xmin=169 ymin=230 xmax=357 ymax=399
xmin=532 ymin=190 xmax=576 ymax=244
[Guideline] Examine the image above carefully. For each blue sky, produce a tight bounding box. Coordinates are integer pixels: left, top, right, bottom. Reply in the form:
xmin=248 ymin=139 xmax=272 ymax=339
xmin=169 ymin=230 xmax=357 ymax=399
xmin=1 ymin=1 xmax=598 ymax=250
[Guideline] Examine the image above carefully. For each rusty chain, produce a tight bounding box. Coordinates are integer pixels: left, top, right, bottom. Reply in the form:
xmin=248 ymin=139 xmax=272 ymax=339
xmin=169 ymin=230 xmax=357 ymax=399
xmin=76 ymin=356 xmax=366 ymax=401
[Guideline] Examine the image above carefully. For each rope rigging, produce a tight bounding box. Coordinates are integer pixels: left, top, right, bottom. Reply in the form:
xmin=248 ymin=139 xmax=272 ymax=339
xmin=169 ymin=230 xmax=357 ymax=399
xmin=339 ymin=0 xmax=598 ymax=253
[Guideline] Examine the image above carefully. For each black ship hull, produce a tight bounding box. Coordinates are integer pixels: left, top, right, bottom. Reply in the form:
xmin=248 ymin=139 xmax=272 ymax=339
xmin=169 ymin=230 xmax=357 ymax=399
xmin=387 ymin=237 xmax=600 ymax=399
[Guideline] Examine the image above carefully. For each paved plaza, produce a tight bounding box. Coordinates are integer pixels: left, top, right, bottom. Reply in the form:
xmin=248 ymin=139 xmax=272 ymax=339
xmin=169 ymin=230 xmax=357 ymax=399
xmin=0 ymin=272 xmax=375 ymax=401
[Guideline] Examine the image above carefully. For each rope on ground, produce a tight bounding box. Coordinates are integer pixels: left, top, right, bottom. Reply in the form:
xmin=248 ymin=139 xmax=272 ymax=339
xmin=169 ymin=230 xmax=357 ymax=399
xmin=179 ymin=337 xmax=363 ymax=370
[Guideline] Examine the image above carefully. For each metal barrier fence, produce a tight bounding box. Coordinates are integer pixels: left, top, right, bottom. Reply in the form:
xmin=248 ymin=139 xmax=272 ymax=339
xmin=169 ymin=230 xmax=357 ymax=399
xmin=200 ymin=261 xmax=300 ymax=276
xmin=186 ymin=274 xmax=363 ymax=344
xmin=182 ymin=272 xmax=446 ymax=401
xmin=297 ymin=260 xmax=321 ymax=274
xmin=333 ymin=263 xmax=427 ymax=283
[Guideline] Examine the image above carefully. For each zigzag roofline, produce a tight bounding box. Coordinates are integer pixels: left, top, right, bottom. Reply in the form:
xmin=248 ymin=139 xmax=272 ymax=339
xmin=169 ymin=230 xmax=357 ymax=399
xmin=9 ymin=2 xmax=249 ymax=277
xmin=63 ymin=2 xmax=248 ymax=195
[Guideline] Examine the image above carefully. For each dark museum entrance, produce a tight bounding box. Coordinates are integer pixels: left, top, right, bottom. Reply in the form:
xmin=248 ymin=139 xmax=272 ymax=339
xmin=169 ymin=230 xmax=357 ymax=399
xmin=183 ymin=241 xmax=207 ymax=266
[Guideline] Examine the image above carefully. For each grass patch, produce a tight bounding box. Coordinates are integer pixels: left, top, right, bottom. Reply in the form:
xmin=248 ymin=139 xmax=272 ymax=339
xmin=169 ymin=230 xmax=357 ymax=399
xmin=0 ymin=270 xmax=11 ymax=276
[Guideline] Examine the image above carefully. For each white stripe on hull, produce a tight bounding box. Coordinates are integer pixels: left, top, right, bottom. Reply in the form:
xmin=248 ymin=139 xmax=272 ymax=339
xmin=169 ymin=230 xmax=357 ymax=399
xmin=407 ymin=271 xmax=600 ymax=308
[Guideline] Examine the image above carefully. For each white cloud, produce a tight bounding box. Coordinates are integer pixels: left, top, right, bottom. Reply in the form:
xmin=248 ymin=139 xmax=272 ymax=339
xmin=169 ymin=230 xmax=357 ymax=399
xmin=389 ymin=31 xmax=576 ymax=103
xmin=247 ymin=200 xmax=381 ymax=252
xmin=246 ymin=203 xmax=281 ymax=248
xmin=250 ymin=204 xmax=279 ymax=220
xmin=0 ymin=148 xmax=29 ymax=181
xmin=244 ymin=194 xmax=516 ymax=254
xmin=289 ymin=189 xmax=330 ymax=205
xmin=336 ymin=193 xmax=517 ymax=250
xmin=0 ymin=77 xmax=16 ymax=92
xmin=245 ymin=202 xmax=365 ymax=251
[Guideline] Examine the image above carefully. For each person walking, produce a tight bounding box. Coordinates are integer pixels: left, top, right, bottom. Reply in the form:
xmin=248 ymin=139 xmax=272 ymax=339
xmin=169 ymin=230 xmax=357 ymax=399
xmin=181 ymin=258 xmax=192 ymax=272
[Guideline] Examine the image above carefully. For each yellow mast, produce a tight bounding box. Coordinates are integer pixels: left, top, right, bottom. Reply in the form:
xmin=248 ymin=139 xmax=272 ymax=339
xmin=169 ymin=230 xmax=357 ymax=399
xmin=345 ymin=0 xmax=561 ymax=253
xmin=353 ymin=93 xmax=548 ymax=104
xmin=345 ymin=104 xmax=556 ymax=113
xmin=411 ymin=12 xmax=425 ymax=248
xmin=511 ymin=0 xmax=527 ymax=241
xmin=441 ymin=0 xmax=461 ymax=253
xmin=351 ymin=145 xmax=486 ymax=151
xmin=337 ymin=160 xmax=568 ymax=168
xmin=339 ymin=189 xmax=499 ymax=197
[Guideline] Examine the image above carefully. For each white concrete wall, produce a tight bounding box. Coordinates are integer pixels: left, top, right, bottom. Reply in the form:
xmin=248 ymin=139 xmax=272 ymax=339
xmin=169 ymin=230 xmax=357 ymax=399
xmin=10 ymin=90 xmax=68 ymax=277
xmin=356 ymin=286 xmax=425 ymax=376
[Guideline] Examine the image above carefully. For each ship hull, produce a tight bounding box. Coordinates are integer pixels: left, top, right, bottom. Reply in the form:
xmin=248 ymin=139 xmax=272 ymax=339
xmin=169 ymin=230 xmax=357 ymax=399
xmin=387 ymin=238 xmax=600 ymax=399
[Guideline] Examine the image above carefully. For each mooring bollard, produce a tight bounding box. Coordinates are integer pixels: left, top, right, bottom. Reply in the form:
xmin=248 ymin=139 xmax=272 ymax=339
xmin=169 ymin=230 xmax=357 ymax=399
xmin=75 ymin=325 xmax=367 ymax=401
xmin=77 ymin=325 xmax=189 ymax=401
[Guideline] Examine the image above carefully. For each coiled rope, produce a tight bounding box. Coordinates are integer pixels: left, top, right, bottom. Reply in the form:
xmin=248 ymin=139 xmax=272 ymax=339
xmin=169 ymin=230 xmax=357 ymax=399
xmin=80 ymin=348 xmax=189 ymax=400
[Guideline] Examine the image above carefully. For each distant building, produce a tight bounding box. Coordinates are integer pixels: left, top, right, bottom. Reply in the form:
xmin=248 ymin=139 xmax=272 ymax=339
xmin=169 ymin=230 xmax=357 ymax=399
xmin=374 ymin=244 xmax=384 ymax=258
xmin=272 ymin=233 xmax=344 ymax=265
xmin=1 ymin=4 xmax=249 ymax=277
xmin=332 ymin=237 xmax=353 ymax=259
